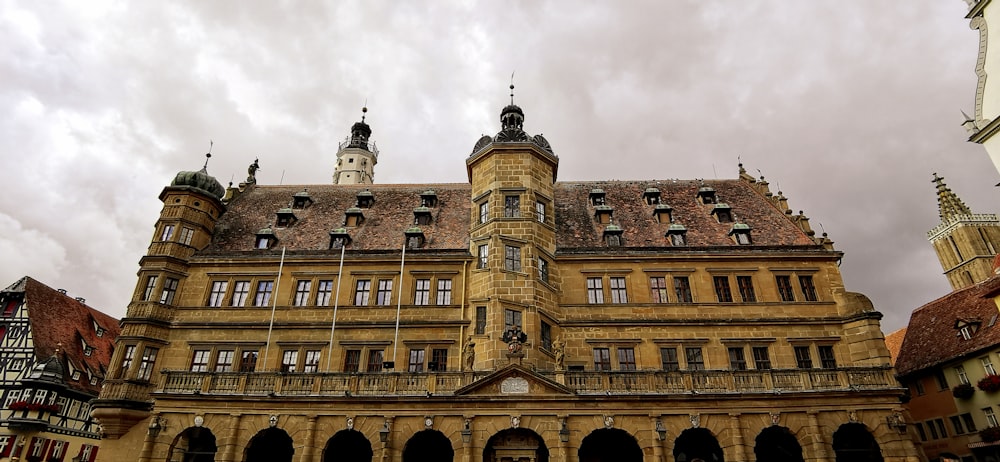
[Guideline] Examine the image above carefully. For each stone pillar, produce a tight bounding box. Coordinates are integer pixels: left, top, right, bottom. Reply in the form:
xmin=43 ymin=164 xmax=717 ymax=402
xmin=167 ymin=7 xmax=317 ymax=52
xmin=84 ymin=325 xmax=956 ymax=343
xmin=462 ymin=416 xmax=474 ymax=462
xmin=137 ymin=415 xmax=155 ymax=462
xmin=221 ymin=413 xmax=243 ymax=462
xmin=649 ymin=416 xmax=665 ymax=462
xmin=302 ymin=415 xmax=318 ymax=462
xmin=729 ymin=413 xmax=747 ymax=462
xmin=806 ymin=411 xmax=831 ymax=461
xmin=381 ymin=416 xmax=395 ymax=462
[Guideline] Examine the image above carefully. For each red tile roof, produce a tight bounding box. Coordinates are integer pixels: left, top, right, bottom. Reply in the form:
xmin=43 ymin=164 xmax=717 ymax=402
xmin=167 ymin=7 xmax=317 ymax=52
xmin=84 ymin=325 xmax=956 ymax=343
xmin=894 ymin=275 xmax=1000 ymax=377
xmin=883 ymin=327 xmax=907 ymax=366
xmin=3 ymin=277 xmax=121 ymax=395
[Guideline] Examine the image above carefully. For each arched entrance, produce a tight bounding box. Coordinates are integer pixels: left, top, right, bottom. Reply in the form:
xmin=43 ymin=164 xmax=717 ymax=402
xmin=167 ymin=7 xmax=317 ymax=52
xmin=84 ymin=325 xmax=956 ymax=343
xmin=244 ymin=427 xmax=294 ymax=462
xmin=167 ymin=426 xmax=218 ymax=462
xmin=832 ymin=423 xmax=883 ymax=462
xmin=673 ymin=427 xmax=724 ymax=462
xmin=579 ymin=428 xmax=642 ymax=462
xmin=323 ymin=429 xmax=373 ymax=462
xmin=753 ymin=426 xmax=803 ymax=462
xmin=483 ymin=428 xmax=549 ymax=462
xmin=402 ymin=429 xmax=454 ymax=462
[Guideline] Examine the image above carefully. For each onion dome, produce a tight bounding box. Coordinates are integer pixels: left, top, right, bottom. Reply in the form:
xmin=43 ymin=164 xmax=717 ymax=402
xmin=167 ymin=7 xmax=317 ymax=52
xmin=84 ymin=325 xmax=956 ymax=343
xmin=171 ymin=153 xmax=226 ymax=200
xmin=478 ymin=83 xmax=554 ymax=154
xmin=348 ymin=107 xmax=373 ymax=150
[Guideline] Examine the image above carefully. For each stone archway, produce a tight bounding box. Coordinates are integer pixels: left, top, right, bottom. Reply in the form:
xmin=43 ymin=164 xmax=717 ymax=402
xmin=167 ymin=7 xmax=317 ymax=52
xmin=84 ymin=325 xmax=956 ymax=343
xmin=402 ymin=429 xmax=455 ymax=462
xmin=244 ymin=427 xmax=294 ymax=462
xmin=578 ymin=428 xmax=642 ymax=462
xmin=483 ymin=428 xmax=549 ymax=462
xmin=322 ymin=429 xmax=373 ymax=462
xmin=673 ymin=427 xmax=724 ymax=462
xmin=832 ymin=423 xmax=883 ymax=462
xmin=167 ymin=426 xmax=218 ymax=462
xmin=753 ymin=426 xmax=803 ymax=462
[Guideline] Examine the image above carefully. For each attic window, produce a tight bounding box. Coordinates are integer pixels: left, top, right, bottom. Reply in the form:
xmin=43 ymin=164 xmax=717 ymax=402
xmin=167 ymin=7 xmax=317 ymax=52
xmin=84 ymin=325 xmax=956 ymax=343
xmin=604 ymin=225 xmax=623 ymax=247
xmin=666 ymin=224 xmax=687 ymax=246
xmin=414 ymin=206 xmax=433 ymax=225
xmin=653 ymin=204 xmax=673 ymax=224
xmin=729 ymin=224 xmax=752 ymax=245
xmin=255 ymin=226 xmax=277 ymax=249
xmin=90 ymin=376 xmax=98 ymax=386
xmin=697 ymin=185 xmax=716 ymax=204
xmin=329 ymin=228 xmax=352 ymax=249
xmin=711 ymin=204 xmax=733 ymax=223
xmin=405 ymin=227 xmax=425 ymax=249
xmin=420 ymin=190 xmax=438 ymax=207
xmin=345 ymin=207 xmax=365 ymax=227
xmin=589 ymin=189 xmax=606 ymax=206
xmin=85 ymin=347 xmax=94 ymax=357
xmin=71 ymin=371 xmax=80 ymax=381
xmin=957 ymin=319 xmax=982 ymax=340
xmin=357 ymin=191 xmax=374 ymax=208
xmin=643 ymin=188 xmax=661 ymax=205
xmin=292 ymin=190 xmax=314 ymax=209
xmin=96 ymin=327 xmax=105 ymax=337
xmin=275 ymin=208 xmax=297 ymax=227
xmin=594 ymin=205 xmax=613 ymax=224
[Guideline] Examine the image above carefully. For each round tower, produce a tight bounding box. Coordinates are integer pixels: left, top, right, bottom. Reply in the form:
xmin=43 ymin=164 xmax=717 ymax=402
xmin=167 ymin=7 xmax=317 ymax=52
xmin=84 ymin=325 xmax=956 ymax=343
xmin=333 ymin=107 xmax=379 ymax=184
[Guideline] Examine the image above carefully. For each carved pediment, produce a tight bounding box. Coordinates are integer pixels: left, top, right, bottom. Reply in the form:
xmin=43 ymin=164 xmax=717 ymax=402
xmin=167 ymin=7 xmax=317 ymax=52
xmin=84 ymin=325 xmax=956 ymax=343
xmin=454 ymin=364 xmax=574 ymax=396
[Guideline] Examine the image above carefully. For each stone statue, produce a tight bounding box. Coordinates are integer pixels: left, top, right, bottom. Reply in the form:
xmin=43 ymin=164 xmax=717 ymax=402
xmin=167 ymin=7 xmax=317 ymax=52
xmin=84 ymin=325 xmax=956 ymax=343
xmin=502 ymin=325 xmax=527 ymax=354
xmin=247 ymin=158 xmax=260 ymax=184
xmin=463 ymin=336 xmax=476 ymax=371
xmin=553 ymin=337 xmax=565 ymax=370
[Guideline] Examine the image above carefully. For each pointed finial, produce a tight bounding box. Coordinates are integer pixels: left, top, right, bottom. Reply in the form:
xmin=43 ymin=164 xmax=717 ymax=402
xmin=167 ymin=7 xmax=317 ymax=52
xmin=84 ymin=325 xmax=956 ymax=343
xmin=510 ymin=71 xmax=515 ymax=105
xmin=962 ymin=109 xmax=974 ymax=121
xmin=932 ymin=172 xmax=973 ymax=220
xmin=362 ymin=99 xmax=368 ymax=122
xmin=202 ymin=140 xmax=214 ymax=169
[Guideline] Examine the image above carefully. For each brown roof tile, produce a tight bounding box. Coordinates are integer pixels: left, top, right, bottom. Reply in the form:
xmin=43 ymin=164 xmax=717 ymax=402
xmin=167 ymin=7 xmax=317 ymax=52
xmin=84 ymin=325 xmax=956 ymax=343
xmin=883 ymin=327 xmax=907 ymax=366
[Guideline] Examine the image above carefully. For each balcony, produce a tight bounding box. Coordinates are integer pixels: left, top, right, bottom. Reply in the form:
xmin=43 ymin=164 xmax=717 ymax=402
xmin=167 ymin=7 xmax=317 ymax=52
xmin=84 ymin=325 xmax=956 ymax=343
xmin=125 ymin=301 xmax=173 ymax=323
xmin=157 ymin=367 xmax=897 ymax=398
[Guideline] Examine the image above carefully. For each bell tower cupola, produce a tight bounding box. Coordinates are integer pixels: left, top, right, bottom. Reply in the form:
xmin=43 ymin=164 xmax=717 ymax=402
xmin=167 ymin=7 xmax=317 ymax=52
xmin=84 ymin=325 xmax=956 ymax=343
xmin=334 ymin=106 xmax=379 ymax=185
xmin=927 ymin=173 xmax=1000 ymax=290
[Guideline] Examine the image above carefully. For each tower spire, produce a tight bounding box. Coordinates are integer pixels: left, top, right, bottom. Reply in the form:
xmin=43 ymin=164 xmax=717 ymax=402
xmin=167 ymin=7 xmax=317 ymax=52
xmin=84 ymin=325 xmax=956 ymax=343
xmin=932 ymin=173 xmax=972 ymax=220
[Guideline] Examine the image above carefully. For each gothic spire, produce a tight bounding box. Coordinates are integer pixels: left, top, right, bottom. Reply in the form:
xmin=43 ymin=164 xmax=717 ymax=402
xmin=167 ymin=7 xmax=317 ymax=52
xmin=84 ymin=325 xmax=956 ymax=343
xmin=933 ymin=173 xmax=972 ymax=221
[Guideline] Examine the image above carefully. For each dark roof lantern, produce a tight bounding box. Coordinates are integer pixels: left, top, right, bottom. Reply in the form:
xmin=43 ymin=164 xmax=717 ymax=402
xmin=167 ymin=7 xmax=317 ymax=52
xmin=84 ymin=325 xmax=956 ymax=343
xmin=653 ymin=204 xmax=673 ymax=223
xmin=413 ymin=206 xmax=433 ymax=225
xmin=643 ymin=187 xmax=661 ymax=204
xmin=348 ymin=107 xmax=373 ymax=151
xmin=292 ymin=189 xmax=314 ymax=209
xmin=666 ymin=223 xmax=687 ymax=234
xmin=356 ymin=190 xmax=374 ymax=208
xmin=697 ymin=185 xmax=717 ymax=204
xmin=729 ymin=222 xmax=753 ymax=245
xmin=666 ymin=223 xmax=687 ymax=246
xmin=275 ymin=208 xmax=297 ymax=227
xmin=329 ymin=227 xmax=352 ymax=249
xmin=420 ymin=190 xmax=438 ymax=207
xmin=711 ymin=203 xmax=733 ymax=222
xmin=603 ymin=224 xmax=624 ymax=246
xmin=255 ymin=225 xmax=277 ymax=249
xmin=345 ymin=207 xmax=365 ymax=227
xmin=589 ymin=188 xmax=607 ymax=206
xmin=404 ymin=226 xmax=426 ymax=249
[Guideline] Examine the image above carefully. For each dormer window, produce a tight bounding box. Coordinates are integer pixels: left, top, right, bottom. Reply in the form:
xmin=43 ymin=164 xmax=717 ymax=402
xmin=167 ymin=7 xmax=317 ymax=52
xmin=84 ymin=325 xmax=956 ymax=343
xmin=414 ymin=206 xmax=433 ymax=225
xmin=356 ymin=190 xmax=374 ymax=208
xmin=643 ymin=188 xmax=661 ymax=205
xmin=85 ymin=346 xmax=94 ymax=357
xmin=292 ymin=189 xmax=314 ymax=209
xmin=329 ymin=228 xmax=352 ymax=249
xmin=255 ymin=226 xmax=276 ymax=249
xmin=697 ymin=185 xmax=716 ymax=204
xmin=604 ymin=225 xmax=624 ymax=247
xmin=729 ymin=223 xmax=752 ymax=245
xmin=345 ymin=207 xmax=365 ymax=227
xmin=711 ymin=204 xmax=733 ymax=223
xmin=667 ymin=224 xmax=687 ymax=246
xmin=420 ymin=190 xmax=438 ymax=207
xmin=956 ymin=319 xmax=982 ymax=340
xmin=589 ymin=189 xmax=606 ymax=206
xmin=594 ymin=205 xmax=613 ymax=224
xmin=71 ymin=371 xmax=81 ymax=381
xmin=275 ymin=208 xmax=297 ymax=227
xmin=405 ymin=227 xmax=425 ymax=249
xmin=653 ymin=204 xmax=673 ymax=224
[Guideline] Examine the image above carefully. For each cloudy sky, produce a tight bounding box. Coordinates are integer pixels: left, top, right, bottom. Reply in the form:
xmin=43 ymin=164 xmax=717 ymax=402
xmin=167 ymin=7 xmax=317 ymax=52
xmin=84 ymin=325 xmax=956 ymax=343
xmin=0 ymin=1 xmax=995 ymax=333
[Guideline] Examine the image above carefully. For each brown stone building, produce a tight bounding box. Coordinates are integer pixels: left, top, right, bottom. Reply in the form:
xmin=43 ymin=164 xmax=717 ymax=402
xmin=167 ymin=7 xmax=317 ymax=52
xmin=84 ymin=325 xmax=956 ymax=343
xmin=91 ymin=99 xmax=917 ymax=461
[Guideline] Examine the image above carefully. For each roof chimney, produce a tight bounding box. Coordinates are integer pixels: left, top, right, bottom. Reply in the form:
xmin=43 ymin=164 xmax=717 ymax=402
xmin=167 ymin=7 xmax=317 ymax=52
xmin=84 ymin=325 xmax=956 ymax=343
xmin=57 ymin=289 xmax=67 ymax=294
xmin=75 ymin=297 xmax=86 ymax=304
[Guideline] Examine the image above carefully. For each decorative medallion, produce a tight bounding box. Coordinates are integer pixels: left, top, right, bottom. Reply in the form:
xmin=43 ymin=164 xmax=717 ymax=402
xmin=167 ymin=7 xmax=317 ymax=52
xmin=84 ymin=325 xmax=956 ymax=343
xmin=849 ymin=411 xmax=858 ymax=423
xmin=511 ymin=415 xmax=521 ymax=429
xmin=425 ymin=417 xmax=434 ymax=429
xmin=194 ymin=416 xmax=204 ymax=428
xmin=769 ymin=412 xmax=780 ymax=426
xmin=690 ymin=414 xmax=700 ymax=428
xmin=269 ymin=415 xmax=278 ymax=428
xmin=347 ymin=417 xmax=355 ymax=430
xmin=500 ymin=377 xmax=529 ymax=394
xmin=604 ymin=416 xmax=614 ymax=429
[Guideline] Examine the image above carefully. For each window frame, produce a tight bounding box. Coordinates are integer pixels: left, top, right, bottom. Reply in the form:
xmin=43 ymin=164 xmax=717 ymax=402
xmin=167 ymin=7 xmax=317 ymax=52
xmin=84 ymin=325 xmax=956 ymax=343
xmin=231 ymin=280 xmax=251 ymax=307
xmin=159 ymin=278 xmax=179 ymax=305
xmin=436 ymin=279 xmax=452 ymax=305
xmin=752 ymin=346 xmax=772 ymax=370
xmin=728 ymin=346 xmax=747 ymax=370
xmin=794 ymin=345 xmax=813 ymax=369
xmin=609 ymin=277 xmax=628 ymax=304
xmin=736 ymin=275 xmax=756 ymax=303
xmin=799 ymin=275 xmax=818 ymax=301
xmin=293 ymin=280 xmax=312 ymax=306
xmin=661 ymin=347 xmax=680 ymax=372
xmin=650 ymin=276 xmax=668 ymax=303
xmin=587 ymin=277 xmax=605 ymax=304
xmin=414 ymin=279 xmax=431 ymax=306
xmin=776 ymin=275 xmax=795 ymax=302
xmin=136 ymin=346 xmax=159 ymax=382
xmin=713 ymin=276 xmax=733 ymax=303
xmin=179 ymin=227 xmax=195 ymax=246
xmin=684 ymin=347 xmax=705 ymax=370
xmin=475 ymin=306 xmax=487 ymax=335
xmin=504 ymin=195 xmax=521 ymax=218
xmin=477 ymin=244 xmax=489 ymax=269
xmin=254 ymin=280 xmax=274 ymax=307
xmin=207 ymin=281 xmax=229 ymax=307
xmin=504 ymin=245 xmax=522 ymax=272
xmin=674 ymin=276 xmax=693 ymax=303
xmin=593 ymin=347 xmax=612 ymax=371
xmin=316 ymin=280 xmax=334 ymax=306
xmin=354 ymin=279 xmax=372 ymax=306
xmin=376 ymin=279 xmax=394 ymax=306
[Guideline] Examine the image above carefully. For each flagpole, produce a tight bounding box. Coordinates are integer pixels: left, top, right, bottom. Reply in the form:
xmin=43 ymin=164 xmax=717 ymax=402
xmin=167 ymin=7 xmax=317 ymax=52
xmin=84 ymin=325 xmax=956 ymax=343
xmin=263 ymin=247 xmax=286 ymax=371
xmin=325 ymin=243 xmax=347 ymax=371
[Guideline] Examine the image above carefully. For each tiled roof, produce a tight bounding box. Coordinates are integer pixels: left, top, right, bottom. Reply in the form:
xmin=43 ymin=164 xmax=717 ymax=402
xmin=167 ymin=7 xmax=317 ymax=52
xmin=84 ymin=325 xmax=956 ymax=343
xmin=894 ymin=276 xmax=1000 ymax=377
xmin=6 ymin=277 xmax=122 ymax=395
xmin=883 ymin=327 xmax=907 ymax=366
xmin=204 ymin=179 xmax=817 ymax=255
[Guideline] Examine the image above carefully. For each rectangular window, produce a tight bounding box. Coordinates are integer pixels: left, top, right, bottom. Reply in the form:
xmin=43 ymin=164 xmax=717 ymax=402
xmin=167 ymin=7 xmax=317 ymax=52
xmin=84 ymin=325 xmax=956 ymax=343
xmin=593 ymin=348 xmax=611 ymax=371
xmin=914 ymin=379 xmax=925 ymax=396
xmin=610 ymin=277 xmax=628 ymax=303
xmin=504 ymin=195 xmax=520 ymax=218
xmin=239 ymin=350 xmax=258 ymax=372
xmin=479 ymin=202 xmax=489 ymax=224
xmin=316 ymin=280 xmax=333 ymax=306
xmin=471 ymin=306 xmax=487 ymax=335
xmin=540 ymin=321 xmax=552 ymax=351
xmin=119 ymin=345 xmax=136 ymax=377
xmin=414 ymin=279 xmax=431 ymax=305
xmin=935 ymin=419 xmax=948 ymax=439
xmin=963 ymin=413 xmax=978 ymax=432
xmin=984 ymin=357 xmax=997 ymax=376
xmin=208 ymin=281 xmax=228 ymax=307
xmin=190 ymin=350 xmax=210 ymax=372
xmin=799 ymin=275 xmax=818 ymax=301
xmin=366 ymin=350 xmax=384 ymax=372
xmin=674 ymin=276 xmax=693 ymax=303
xmin=536 ymin=201 xmax=546 ymax=223
xmin=986 ymin=407 xmax=1000 ymax=428
xmin=231 ymin=281 xmax=250 ymax=307
xmin=214 ymin=350 xmax=234 ymax=372
xmin=776 ymin=276 xmax=795 ymax=301
xmin=504 ymin=309 xmax=522 ymax=331
xmin=160 ymin=224 xmax=175 ymax=241
xmin=928 ymin=420 xmax=940 ymax=439
xmin=794 ymin=346 xmax=813 ymax=369
xmin=935 ymin=369 xmax=949 ymax=390
xmin=159 ymin=278 xmax=179 ymax=305
xmin=142 ymin=275 xmax=158 ymax=301
xmin=728 ymin=347 xmax=747 ymax=370
xmin=618 ymin=348 xmax=636 ymax=371
xmin=538 ymin=258 xmax=549 ymax=283
xmin=293 ymin=280 xmax=312 ymax=306
xmin=408 ymin=349 xmax=425 ymax=372
xmin=179 ymin=227 xmax=195 ymax=245
xmin=137 ymin=347 xmax=159 ymax=381
xmin=818 ymin=345 xmax=837 ymax=369
xmin=650 ymin=277 xmax=668 ymax=303
xmin=254 ymin=281 xmax=274 ymax=307
xmin=661 ymin=347 xmax=680 ymax=371
xmin=713 ymin=276 xmax=733 ymax=303
xmin=436 ymin=279 xmax=452 ymax=305
xmin=957 ymin=365 xmax=970 ymax=384
xmin=303 ymin=350 xmax=321 ymax=373
xmin=477 ymin=244 xmax=489 ymax=269
xmin=685 ymin=347 xmax=705 ymax=370
xmin=376 ymin=279 xmax=393 ymax=305
xmin=344 ymin=350 xmax=361 ymax=372
xmin=587 ymin=277 xmax=604 ymax=304
xmin=430 ymin=348 xmax=448 ymax=372
xmin=752 ymin=346 xmax=772 ymax=370
xmin=504 ymin=245 xmax=521 ymax=272
xmin=354 ymin=280 xmax=371 ymax=305
xmin=737 ymin=276 xmax=756 ymax=302
xmin=281 ymin=350 xmax=299 ymax=373
xmin=915 ymin=422 xmax=927 ymax=441
xmin=952 ymin=415 xmax=966 ymax=435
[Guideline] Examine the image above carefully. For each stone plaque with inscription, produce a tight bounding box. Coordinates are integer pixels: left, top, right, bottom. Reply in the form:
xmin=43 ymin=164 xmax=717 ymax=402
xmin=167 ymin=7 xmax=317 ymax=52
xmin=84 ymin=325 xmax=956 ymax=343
xmin=500 ymin=377 xmax=529 ymax=394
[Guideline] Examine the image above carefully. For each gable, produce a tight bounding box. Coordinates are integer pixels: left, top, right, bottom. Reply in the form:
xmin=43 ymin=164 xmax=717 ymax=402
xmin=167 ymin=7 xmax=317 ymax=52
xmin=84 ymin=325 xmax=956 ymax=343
xmin=454 ymin=364 xmax=574 ymax=396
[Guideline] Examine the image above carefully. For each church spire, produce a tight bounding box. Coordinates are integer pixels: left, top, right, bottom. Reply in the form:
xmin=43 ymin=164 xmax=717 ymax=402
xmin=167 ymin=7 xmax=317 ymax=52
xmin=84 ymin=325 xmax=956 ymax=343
xmin=933 ymin=173 xmax=972 ymax=221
